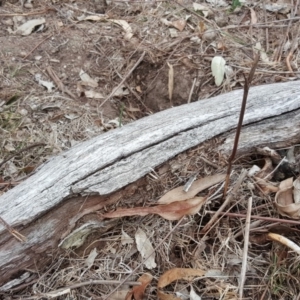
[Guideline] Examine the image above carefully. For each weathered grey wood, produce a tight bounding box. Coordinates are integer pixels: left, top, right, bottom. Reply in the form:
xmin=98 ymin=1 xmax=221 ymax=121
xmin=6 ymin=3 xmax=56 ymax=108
xmin=220 ymin=109 xmax=300 ymax=153
xmin=0 ymin=80 xmax=300 ymax=286
xmin=1 ymin=81 xmax=300 ymax=233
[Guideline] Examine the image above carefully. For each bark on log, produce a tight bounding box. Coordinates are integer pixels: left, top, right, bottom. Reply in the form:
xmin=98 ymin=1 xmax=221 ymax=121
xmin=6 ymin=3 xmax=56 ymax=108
xmin=1 ymin=81 xmax=300 ymax=287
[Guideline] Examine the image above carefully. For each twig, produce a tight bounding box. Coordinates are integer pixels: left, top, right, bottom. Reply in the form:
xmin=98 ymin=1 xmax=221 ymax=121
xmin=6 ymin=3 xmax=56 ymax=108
xmin=285 ymin=25 xmax=300 ymax=76
xmin=23 ymin=34 xmax=53 ymax=60
xmin=63 ymin=3 xmax=108 ymax=17
xmin=206 ymin=211 xmax=300 ymax=226
xmin=234 ymin=220 xmax=263 ymax=239
xmin=230 ymin=65 xmax=300 ymax=74
xmin=39 ymin=279 xmax=141 ymax=297
xmin=0 ymin=143 xmax=45 ymax=170
xmin=46 ymin=66 xmax=77 ymax=100
xmin=93 ymin=45 xmax=149 ymax=111
xmin=0 ymin=216 xmax=26 ymax=242
xmin=103 ymin=217 xmax=185 ymax=299
xmin=239 ymin=196 xmax=252 ymax=299
xmin=0 ymin=8 xmax=54 ymax=17
xmin=201 ymin=169 xmax=248 ymax=234
xmin=187 ymin=78 xmax=196 ymax=103
xmin=99 ymin=51 xmax=146 ymax=108
xmin=273 ymin=4 xmax=295 ymax=62
xmin=223 ymin=54 xmax=259 ymax=198
xmin=172 ymin=0 xmax=214 ymax=26
xmin=199 ymin=156 xmax=219 ymax=169
xmin=262 ymin=0 xmax=269 ymax=52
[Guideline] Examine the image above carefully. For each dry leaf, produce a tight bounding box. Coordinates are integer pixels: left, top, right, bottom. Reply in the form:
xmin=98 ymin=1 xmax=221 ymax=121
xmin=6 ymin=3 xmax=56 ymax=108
xmin=255 ymin=42 xmax=269 ymax=63
xmin=275 ymin=177 xmax=300 ymax=219
xmin=121 ymin=229 xmax=134 ymax=245
xmin=84 ymin=90 xmax=104 ymax=99
xmin=206 ymin=0 xmax=228 ymax=7
xmin=78 ymin=15 xmax=107 ymax=21
xmin=293 ymin=177 xmax=300 ymax=203
xmin=112 ymin=84 xmax=129 ymax=97
xmin=154 ymin=197 xmax=206 ymax=220
xmin=161 ymin=18 xmax=173 ymax=26
xmin=198 ymin=21 xmax=206 ymax=33
xmin=135 ymin=228 xmax=156 ymax=269
xmin=157 ymin=268 xmax=205 ymax=300
xmin=172 ymin=19 xmax=186 ymax=31
xmin=131 ymin=273 xmax=153 ymax=300
xmin=79 ymin=70 xmax=98 ymax=88
xmin=211 ymin=56 xmax=226 ymax=86
xmin=103 ymin=197 xmax=206 ymax=221
xmin=253 ymin=177 xmax=279 ymax=194
xmin=161 ymin=18 xmax=186 ymax=31
xmin=193 ymin=3 xmax=213 ymax=17
xmin=263 ymin=2 xmax=291 ymax=14
xmin=256 ymin=147 xmax=282 ymax=164
xmin=202 ymin=28 xmax=217 ymax=41
xmin=169 ymin=28 xmax=178 ymax=38
xmin=255 ymin=158 xmax=273 ymax=180
xmin=15 ymin=18 xmax=45 ymax=35
xmin=85 ymin=248 xmax=98 ymax=269
xmin=111 ymin=19 xmax=133 ymax=40
xmin=158 ymin=173 xmax=225 ymax=204
xmin=190 ymin=286 xmax=201 ymax=300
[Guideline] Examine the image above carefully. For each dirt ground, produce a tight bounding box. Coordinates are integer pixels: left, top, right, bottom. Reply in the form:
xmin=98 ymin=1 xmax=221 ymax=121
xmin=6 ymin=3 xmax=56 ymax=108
xmin=1 ymin=0 xmax=300 ymax=299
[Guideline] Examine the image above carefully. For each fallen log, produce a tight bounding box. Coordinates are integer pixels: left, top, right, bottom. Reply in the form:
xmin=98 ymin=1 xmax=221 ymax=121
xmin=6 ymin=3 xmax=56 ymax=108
xmin=0 ymin=80 xmax=300 ymax=286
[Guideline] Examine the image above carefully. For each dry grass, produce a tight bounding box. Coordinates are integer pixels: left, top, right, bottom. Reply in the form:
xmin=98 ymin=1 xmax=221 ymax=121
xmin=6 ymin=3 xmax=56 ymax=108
xmin=1 ymin=0 xmax=300 ymax=299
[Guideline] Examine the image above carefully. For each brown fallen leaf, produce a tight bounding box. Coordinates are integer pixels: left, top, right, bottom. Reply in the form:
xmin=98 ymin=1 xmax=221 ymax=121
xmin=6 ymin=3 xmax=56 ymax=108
xmin=129 ymin=273 xmax=153 ymax=300
xmin=255 ymin=158 xmax=273 ymax=180
xmin=275 ymin=177 xmax=300 ymax=219
xmin=158 ymin=173 xmax=225 ymax=204
xmin=102 ymin=197 xmax=206 ymax=221
xmin=157 ymin=268 xmax=205 ymax=300
xmin=171 ymin=19 xmax=186 ymax=32
xmin=254 ymin=176 xmax=279 ymax=194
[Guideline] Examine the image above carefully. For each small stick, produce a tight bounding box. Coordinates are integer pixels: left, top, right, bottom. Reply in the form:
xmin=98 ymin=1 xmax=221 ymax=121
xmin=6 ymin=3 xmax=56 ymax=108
xmin=223 ymin=54 xmax=259 ymax=198
xmin=239 ymin=196 xmax=252 ymax=299
xmin=0 ymin=8 xmax=53 ymax=17
xmin=206 ymin=211 xmax=300 ymax=226
xmin=230 ymin=65 xmax=300 ymax=74
xmin=199 ymin=156 xmax=219 ymax=169
xmin=99 ymin=51 xmax=146 ymax=108
xmin=93 ymin=44 xmax=149 ymax=110
xmin=187 ymin=78 xmax=196 ymax=104
xmin=0 ymin=216 xmax=26 ymax=242
xmin=0 ymin=143 xmax=45 ymax=169
xmin=234 ymin=220 xmax=263 ymax=239
xmin=183 ymin=172 xmax=198 ymax=192
xmin=23 ymin=34 xmax=53 ymax=60
xmin=201 ymin=169 xmax=248 ymax=234
xmin=262 ymin=0 xmax=269 ymax=52
xmin=32 ymin=279 xmax=141 ymax=299
xmin=46 ymin=66 xmax=77 ymax=100
xmin=285 ymin=26 xmax=300 ymax=76
xmin=63 ymin=3 xmax=108 ymax=17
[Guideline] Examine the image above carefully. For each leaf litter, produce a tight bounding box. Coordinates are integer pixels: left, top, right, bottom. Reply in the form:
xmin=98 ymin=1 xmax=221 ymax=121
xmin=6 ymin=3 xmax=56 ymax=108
xmin=0 ymin=0 xmax=300 ymax=299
